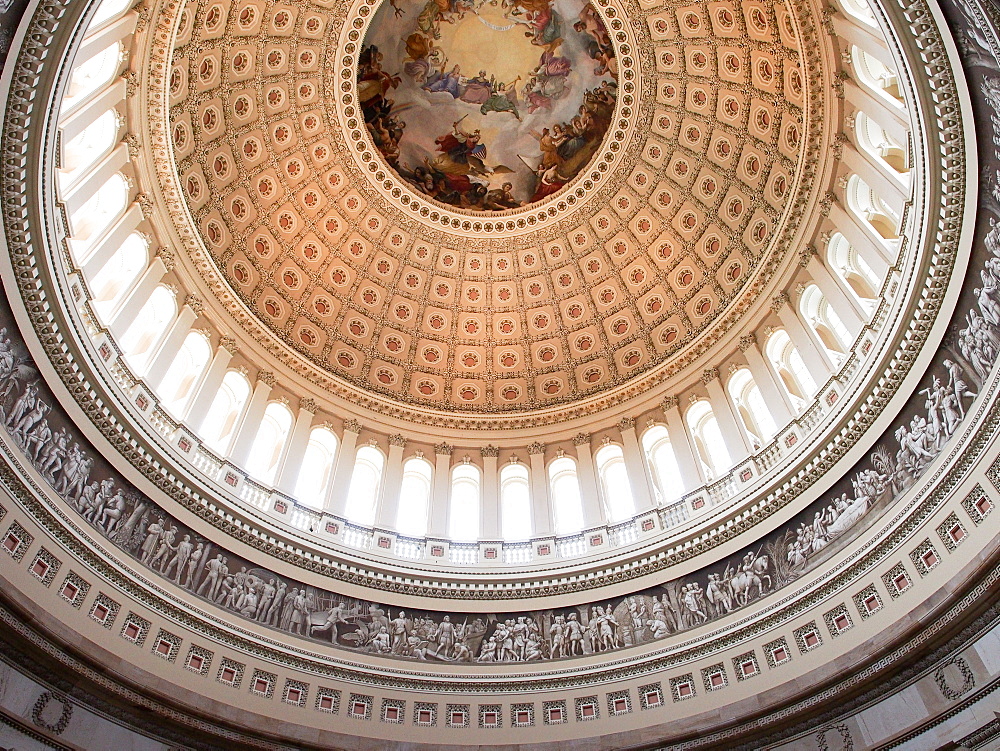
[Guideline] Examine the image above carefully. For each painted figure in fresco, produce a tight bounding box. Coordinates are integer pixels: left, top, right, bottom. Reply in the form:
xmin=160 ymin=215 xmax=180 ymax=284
xmin=479 ymin=78 xmax=521 ymax=120
xmin=424 ymin=64 xmax=463 ymax=97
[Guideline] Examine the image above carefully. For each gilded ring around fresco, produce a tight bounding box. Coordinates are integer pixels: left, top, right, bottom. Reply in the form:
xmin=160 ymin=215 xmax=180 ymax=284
xmin=357 ymin=0 xmax=619 ymax=211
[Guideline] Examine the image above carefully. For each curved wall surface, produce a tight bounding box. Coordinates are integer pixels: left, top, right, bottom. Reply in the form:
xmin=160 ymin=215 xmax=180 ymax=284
xmin=0 ymin=0 xmax=997 ymax=746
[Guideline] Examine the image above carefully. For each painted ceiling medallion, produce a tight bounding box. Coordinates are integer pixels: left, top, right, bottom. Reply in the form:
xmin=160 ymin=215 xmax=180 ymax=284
xmin=358 ymin=0 xmax=618 ymax=211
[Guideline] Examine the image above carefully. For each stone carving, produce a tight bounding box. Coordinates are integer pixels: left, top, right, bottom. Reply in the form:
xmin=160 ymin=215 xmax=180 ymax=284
xmin=933 ymin=656 xmax=975 ymax=700
xmin=816 ymin=723 xmax=853 ymax=751
xmin=30 ymin=691 xmax=73 ymax=735
xmin=0 ymin=206 xmax=989 ymax=664
xmin=219 ymin=335 xmax=238 ymax=355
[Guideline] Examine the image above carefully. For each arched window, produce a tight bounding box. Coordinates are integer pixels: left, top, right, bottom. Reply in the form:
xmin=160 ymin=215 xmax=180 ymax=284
xmin=846 ymin=174 xmax=900 ymax=242
xmin=60 ymin=109 xmax=119 ymax=178
xmin=345 ymin=445 xmax=384 ymax=526
xmin=68 ymin=172 xmax=129 ymax=243
xmin=855 ymin=111 xmax=909 ymax=177
xmin=765 ymin=329 xmax=817 ymax=405
xmin=641 ymin=425 xmax=682 ymax=504
xmin=62 ymin=42 xmax=123 ymax=111
xmin=548 ymin=457 xmax=584 ymax=534
xmin=396 ymin=457 xmax=433 ymax=537
xmin=727 ymin=369 xmax=778 ymax=447
xmin=686 ymin=401 xmax=730 ymax=481
xmin=88 ymin=232 xmax=147 ymax=315
xmin=294 ymin=427 xmax=338 ymax=508
xmin=201 ymin=370 xmax=250 ymax=454
xmin=828 ymin=232 xmax=879 ymax=303
xmin=88 ymin=0 xmax=135 ymax=29
xmin=449 ymin=464 xmax=481 ymax=541
xmin=852 ymin=47 xmax=905 ymax=107
xmin=158 ymin=331 xmax=211 ymax=416
xmin=595 ymin=444 xmax=635 ymax=523
xmin=500 ymin=463 xmax=531 ymax=541
xmin=800 ymin=284 xmax=853 ymax=358
xmin=118 ymin=284 xmax=176 ymax=371
xmin=244 ymin=402 xmax=293 ymax=485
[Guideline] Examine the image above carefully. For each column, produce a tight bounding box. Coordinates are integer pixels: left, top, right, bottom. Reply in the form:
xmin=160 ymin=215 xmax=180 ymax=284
xmin=802 ymin=247 xmax=867 ymax=333
xmin=840 ymin=142 xmax=909 ymax=215
xmin=617 ymin=418 xmax=656 ymax=512
xmin=702 ymin=370 xmax=753 ymax=462
xmin=739 ymin=333 xmax=795 ymax=425
xmin=573 ymin=433 xmax=606 ymax=528
xmin=107 ymin=255 xmax=167 ymax=336
xmin=661 ymin=397 xmax=703 ymax=493
xmin=527 ymin=442 xmax=552 ymax=537
xmin=183 ymin=337 xmax=236 ymax=427
xmin=828 ymin=199 xmax=895 ymax=269
xmin=58 ymin=77 xmax=126 ymax=144
xmin=479 ymin=446 xmax=500 ymax=539
xmin=427 ymin=443 xmax=452 ymax=538
xmin=325 ymin=420 xmax=360 ymax=515
xmin=275 ymin=398 xmax=317 ymax=495
xmin=772 ymin=293 xmax=835 ymax=384
xmin=831 ymin=13 xmax=895 ymax=69
xmin=73 ymin=14 xmax=136 ymax=73
xmin=79 ymin=202 xmax=142 ymax=275
xmin=844 ymin=81 xmax=910 ymax=147
xmin=375 ymin=435 xmax=406 ymax=529
xmin=60 ymin=143 xmax=130 ymax=215
xmin=227 ymin=371 xmax=274 ymax=465
xmin=143 ymin=295 xmax=202 ymax=387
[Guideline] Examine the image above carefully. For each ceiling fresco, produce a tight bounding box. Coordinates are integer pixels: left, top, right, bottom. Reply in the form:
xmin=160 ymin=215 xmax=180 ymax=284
xmin=357 ymin=0 xmax=618 ymax=210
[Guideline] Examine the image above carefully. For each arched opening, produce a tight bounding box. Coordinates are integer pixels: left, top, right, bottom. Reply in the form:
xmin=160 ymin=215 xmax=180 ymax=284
xmin=345 ymin=445 xmax=384 ymax=527
xmin=88 ymin=232 xmax=148 ymax=316
xmin=641 ymin=425 xmax=682 ymax=504
xmin=856 ymin=111 xmax=909 ymax=177
xmin=847 ymin=174 xmax=900 ymax=242
xmin=244 ymin=402 xmax=293 ymax=485
xmin=294 ymin=427 xmax=339 ymax=508
xmin=852 ymin=46 xmax=905 ymax=106
xmin=500 ymin=463 xmax=531 ymax=541
xmin=118 ymin=284 xmax=176 ymax=372
xmin=800 ymin=284 xmax=853 ymax=359
xmin=828 ymin=232 xmax=879 ymax=303
xmin=62 ymin=42 xmax=124 ymax=112
xmin=548 ymin=456 xmax=584 ymax=535
xmin=595 ymin=443 xmax=635 ymax=522
xmin=68 ymin=172 xmax=129 ymax=243
xmin=765 ymin=329 xmax=817 ymax=406
xmin=201 ymin=370 xmax=250 ymax=455
xmin=60 ymin=109 xmax=120 ymax=178
xmin=88 ymin=0 xmax=135 ymax=29
xmin=685 ymin=401 xmax=730 ymax=481
xmin=396 ymin=457 xmax=433 ymax=537
xmin=158 ymin=331 xmax=211 ymax=417
xmin=727 ymin=369 xmax=778 ymax=448
xmin=449 ymin=464 xmax=481 ymax=541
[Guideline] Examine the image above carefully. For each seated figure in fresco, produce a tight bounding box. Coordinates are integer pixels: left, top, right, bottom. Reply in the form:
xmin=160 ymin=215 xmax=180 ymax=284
xmin=479 ymin=77 xmax=521 ymax=120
